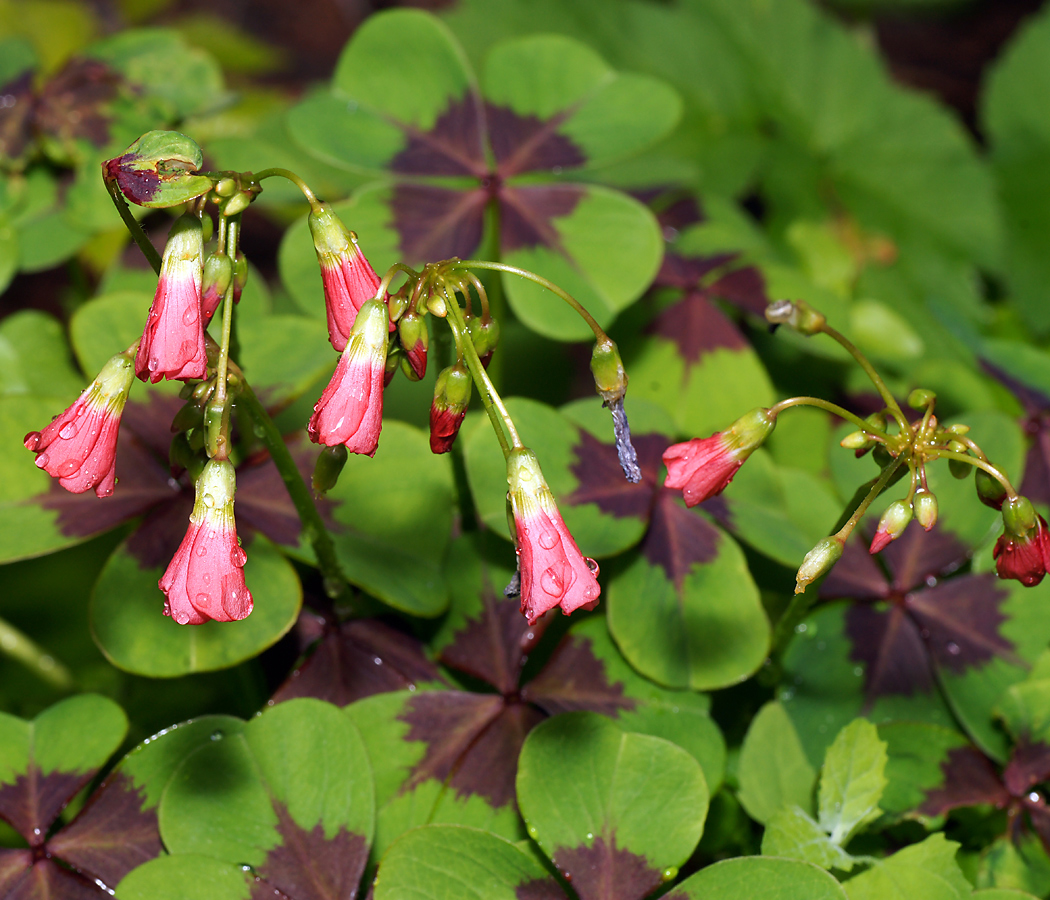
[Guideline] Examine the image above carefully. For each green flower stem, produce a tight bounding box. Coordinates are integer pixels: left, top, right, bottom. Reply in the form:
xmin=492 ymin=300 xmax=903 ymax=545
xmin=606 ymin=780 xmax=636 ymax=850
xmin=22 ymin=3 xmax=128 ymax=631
xmin=443 ymin=283 xmax=519 ymax=457
xmin=253 ymin=167 xmax=321 ymax=211
xmin=770 ymin=456 xmax=905 ymax=660
xmin=456 ymin=259 xmax=608 ymax=341
xmin=928 ymin=446 xmax=1017 ymax=498
xmin=214 ymin=215 xmax=240 ymax=412
xmin=769 ymin=396 xmax=891 ymax=440
xmin=818 ymin=323 xmax=908 ymax=429
xmin=376 ymin=263 xmax=421 ymax=304
xmin=104 ymin=177 xmax=162 ymax=275
xmin=235 ymin=378 xmax=355 ymax=606
xmin=0 ymin=617 xmax=74 ymax=691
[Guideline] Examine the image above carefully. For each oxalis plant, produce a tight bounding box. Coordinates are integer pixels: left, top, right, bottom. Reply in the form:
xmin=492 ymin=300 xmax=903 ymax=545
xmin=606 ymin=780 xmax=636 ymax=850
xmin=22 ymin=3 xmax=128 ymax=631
xmin=8 ymin=4 xmax=1050 ymax=900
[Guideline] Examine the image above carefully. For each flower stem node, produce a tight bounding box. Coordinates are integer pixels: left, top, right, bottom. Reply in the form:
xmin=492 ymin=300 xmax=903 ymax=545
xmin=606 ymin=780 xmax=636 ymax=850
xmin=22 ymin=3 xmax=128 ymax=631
xmin=870 ymin=499 xmax=913 ymax=554
xmin=23 ymin=352 xmax=135 ymax=498
xmin=507 ymin=448 xmax=601 ymax=625
xmin=590 ymin=337 xmax=628 ymax=406
xmin=312 ymin=444 xmax=349 ymax=496
xmin=429 ymin=363 xmax=472 ymax=454
xmin=398 ymin=311 xmax=428 ymax=381
xmin=308 ymin=205 xmax=382 ymax=351
xmin=764 ymin=299 xmax=826 ymax=335
xmin=160 ymin=458 xmax=253 ymax=625
xmin=663 ymin=407 xmax=776 ymax=507
xmin=795 ymin=536 xmax=844 ymax=595
xmin=135 ymin=214 xmax=206 ymax=383
xmin=976 ymin=468 xmax=1008 ymax=510
xmin=308 ymin=297 xmax=388 ymax=456
xmin=201 ymin=251 xmax=233 ymax=326
xmin=913 ymin=489 xmax=938 ymax=531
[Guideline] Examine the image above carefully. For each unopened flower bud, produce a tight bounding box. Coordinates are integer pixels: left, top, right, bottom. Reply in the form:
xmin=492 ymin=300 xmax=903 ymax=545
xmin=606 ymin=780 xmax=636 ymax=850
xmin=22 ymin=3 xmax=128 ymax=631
xmin=201 ymin=251 xmax=233 ymax=326
xmin=765 ymin=299 xmax=826 ymax=335
xmin=907 ymin=388 xmax=936 ymax=409
xmin=947 ymin=424 xmax=970 ymax=435
xmin=232 ymin=252 xmax=248 ymax=304
xmin=468 ymin=316 xmax=500 ymax=368
xmin=947 ymin=439 xmax=971 ymax=479
xmin=914 ymin=489 xmax=938 ymax=531
xmin=870 ymin=499 xmax=913 ymax=554
xmin=398 ymin=311 xmax=428 ymax=380
xmin=1003 ymin=496 xmax=1039 ymax=540
xmin=840 ymin=431 xmax=871 ymax=450
xmin=429 ymin=363 xmax=472 ymax=454
xmin=312 ymin=444 xmax=348 ymax=495
xmin=975 ymin=468 xmax=1008 ymax=510
xmin=795 ymin=536 xmax=844 ymax=594
xmin=590 ymin=337 xmax=628 ymax=406
xmin=872 ymin=444 xmax=893 ymax=468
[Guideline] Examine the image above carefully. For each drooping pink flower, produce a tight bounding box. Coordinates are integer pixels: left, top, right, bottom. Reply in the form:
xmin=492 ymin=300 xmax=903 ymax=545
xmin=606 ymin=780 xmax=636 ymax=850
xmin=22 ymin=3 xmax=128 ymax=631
xmin=309 ymin=205 xmax=383 ymax=352
xmin=160 ymin=459 xmax=253 ymax=625
xmin=507 ymin=448 xmax=600 ymax=625
xmin=135 ymin=214 xmax=206 ymax=383
xmin=994 ymin=521 xmax=1050 ymax=587
xmin=308 ymin=298 xmax=388 ymax=456
xmin=23 ymin=353 xmax=135 ymax=498
xmin=663 ymin=407 xmax=776 ymax=507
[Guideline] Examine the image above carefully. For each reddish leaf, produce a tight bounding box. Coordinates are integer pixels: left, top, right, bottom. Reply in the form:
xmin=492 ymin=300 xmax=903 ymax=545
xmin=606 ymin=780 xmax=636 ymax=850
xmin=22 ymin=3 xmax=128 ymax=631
xmin=882 ymin=528 xmax=970 ymax=593
xmin=272 ymin=619 xmax=442 ymax=707
xmin=918 ymin=746 xmax=1011 ymax=817
xmin=0 ymin=769 xmax=90 ymax=845
xmin=3 ymin=858 xmax=103 ymax=899
xmin=0 ymin=71 xmax=35 ymax=165
xmin=522 ymin=634 xmax=636 ymax=719
xmin=390 ymin=96 xmax=487 ymax=178
xmin=1024 ymin=795 xmax=1050 ymax=857
xmin=655 ymin=252 xmax=737 ymax=290
xmin=647 ymin=291 xmax=748 ymax=367
xmin=45 ymin=773 xmax=161 ymax=888
xmin=642 ymin=492 xmax=721 ymax=589
xmin=564 ymin=431 xmax=665 ymax=522
xmin=516 ymin=878 xmax=568 ymax=900
xmin=487 ymin=104 xmax=585 ymax=177
xmin=33 ymin=59 xmax=121 ymax=149
xmin=499 ymin=185 xmax=582 ymax=255
xmin=820 ymin=540 xmax=888 ymax=601
xmin=552 ymin=835 xmax=662 ymax=900
xmin=0 ymin=850 xmax=31 ymax=896
xmin=1003 ymin=742 xmax=1050 ymax=798
xmin=391 ymin=183 xmax=487 ymax=262
xmin=981 ymin=361 xmax=1050 ymax=507
xmin=846 ymin=603 xmax=937 ymax=701
xmin=251 ymin=804 xmax=368 ymax=900
xmin=706 ymin=266 xmax=769 ymax=317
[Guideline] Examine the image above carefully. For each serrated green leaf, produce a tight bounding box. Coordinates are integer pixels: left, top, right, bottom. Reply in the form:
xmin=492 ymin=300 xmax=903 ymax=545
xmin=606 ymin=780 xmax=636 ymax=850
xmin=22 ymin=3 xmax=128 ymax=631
xmin=762 ymin=805 xmax=855 ymax=872
xmin=818 ymin=719 xmax=887 ymax=846
xmin=843 ymin=833 xmax=970 ymax=900
xmin=738 ymin=701 xmax=817 ymax=825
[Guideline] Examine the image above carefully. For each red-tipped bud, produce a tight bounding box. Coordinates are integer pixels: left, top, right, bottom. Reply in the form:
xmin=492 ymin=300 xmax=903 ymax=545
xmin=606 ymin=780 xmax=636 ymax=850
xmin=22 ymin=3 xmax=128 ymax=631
xmin=869 ymin=499 xmax=913 ymax=554
xmin=398 ymin=311 xmax=428 ymax=381
xmin=795 ymin=536 xmax=844 ymax=594
xmin=200 ymin=251 xmax=233 ymax=326
xmin=24 ymin=353 xmax=135 ymax=498
xmin=663 ymin=408 xmax=776 ymax=507
xmin=309 ymin=205 xmax=382 ymax=351
xmin=308 ymin=298 xmax=388 ymax=456
xmin=507 ymin=448 xmax=600 ymax=625
xmin=135 ymin=214 xmax=206 ymax=383
xmin=429 ymin=364 xmax=472 ymax=454
xmin=913 ymin=489 xmax=938 ymax=531
xmin=467 ymin=316 xmax=500 ymax=369
xmin=232 ymin=252 xmax=248 ymax=303
xmin=995 ymin=497 xmax=1050 ymax=587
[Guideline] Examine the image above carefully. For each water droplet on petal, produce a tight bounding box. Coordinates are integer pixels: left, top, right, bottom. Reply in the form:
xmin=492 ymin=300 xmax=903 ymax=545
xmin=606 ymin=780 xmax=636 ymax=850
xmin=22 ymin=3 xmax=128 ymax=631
xmin=541 ymin=565 xmax=569 ymax=598
xmin=182 ymin=306 xmax=196 ymax=326
xmin=59 ymin=421 xmax=78 ymax=439
xmin=583 ymin=581 xmax=599 ymax=600
xmin=202 ymin=493 xmax=215 ymax=508
xmin=538 ymin=530 xmax=558 ymax=550
xmin=195 ymin=543 xmax=208 ymax=557
xmin=57 ymin=458 xmax=79 ymax=477
xmin=585 ymin=557 xmax=600 ymax=577
xmin=175 ymin=611 xmax=190 ymax=625
xmin=35 ymin=452 xmax=50 ymax=468
xmin=196 ymin=592 xmax=211 ymax=608
xmin=230 ymin=546 xmax=247 ymax=567
xmin=201 ymin=572 xmax=211 ymax=586
xmin=148 ymin=358 xmax=159 ymax=373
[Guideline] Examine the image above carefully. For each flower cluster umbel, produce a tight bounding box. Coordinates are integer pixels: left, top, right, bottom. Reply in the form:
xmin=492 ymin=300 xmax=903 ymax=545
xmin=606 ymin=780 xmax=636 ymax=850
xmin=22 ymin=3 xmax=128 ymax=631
xmin=25 ymin=131 xmax=635 ymax=628
xmin=661 ymin=299 xmax=1033 ymax=594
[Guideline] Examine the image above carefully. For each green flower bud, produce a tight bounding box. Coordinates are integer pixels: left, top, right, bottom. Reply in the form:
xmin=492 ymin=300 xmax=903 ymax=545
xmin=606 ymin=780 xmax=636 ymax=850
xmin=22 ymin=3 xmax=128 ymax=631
xmin=840 ymin=431 xmax=871 ymax=450
xmin=468 ymin=316 xmax=501 ymax=366
xmin=590 ymin=337 xmax=628 ymax=405
xmin=947 ymin=439 xmax=971 ymax=479
xmin=907 ymin=388 xmax=936 ymax=409
xmin=975 ymin=468 xmax=1008 ymax=510
xmin=795 ymin=537 xmax=844 ymax=594
xmin=1002 ymin=495 xmax=1039 ymax=540
xmin=914 ymin=489 xmax=938 ymax=531
xmin=871 ymin=499 xmax=913 ymax=553
xmin=312 ymin=445 xmax=348 ymax=495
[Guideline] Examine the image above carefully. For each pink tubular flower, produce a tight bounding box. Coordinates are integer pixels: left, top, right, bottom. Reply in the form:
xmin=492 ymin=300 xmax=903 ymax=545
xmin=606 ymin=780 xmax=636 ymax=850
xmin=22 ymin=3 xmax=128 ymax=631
xmin=24 ymin=353 xmax=135 ymax=498
xmin=308 ymin=298 xmax=388 ymax=456
xmin=994 ymin=497 xmax=1050 ymax=587
xmin=135 ymin=214 xmax=206 ymax=383
xmin=663 ymin=408 xmax=776 ymax=507
xmin=309 ymin=205 xmax=383 ymax=352
xmin=160 ymin=459 xmax=253 ymax=625
xmin=508 ymin=448 xmax=601 ymax=625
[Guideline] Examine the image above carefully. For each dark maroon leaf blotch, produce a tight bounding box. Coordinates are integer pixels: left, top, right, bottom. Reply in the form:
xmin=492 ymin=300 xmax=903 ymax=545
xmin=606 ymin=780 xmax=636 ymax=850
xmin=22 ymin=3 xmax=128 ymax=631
xmin=35 ymin=59 xmax=121 ymax=149
xmin=523 ymin=635 xmax=636 ymax=718
xmin=845 ymin=604 xmax=937 ymax=701
xmin=917 ymin=746 xmax=1011 ymax=817
xmin=253 ymin=804 xmax=368 ymax=900
xmin=705 ymin=266 xmax=769 ymax=317
xmin=642 ymin=493 xmax=721 ymax=588
xmin=0 ymin=70 xmax=35 ymax=164
xmin=499 ymin=185 xmax=581 ymax=255
xmin=1003 ymin=742 xmax=1050 ymax=798
xmin=883 ymin=527 xmax=970 ymax=594
xmin=389 ymin=96 xmax=487 ymax=178
xmin=0 ymin=849 xmax=31 ymax=896
xmin=515 ymin=877 xmax=568 ymax=900
xmin=5 ymin=857 xmax=106 ymax=899
xmin=564 ymin=431 xmax=665 ymax=523
xmin=392 ymin=183 xmax=486 ymax=263
xmin=486 ymin=104 xmax=586 ymax=177
xmin=647 ymin=291 xmax=748 ymax=368
xmin=552 ymin=835 xmax=663 ymax=900
xmin=0 ymin=768 xmax=92 ymax=845
xmin=654 ymin=252 xmax=736 ymax=291
xmin=46 ymin=773 xmax=162 ymax=887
